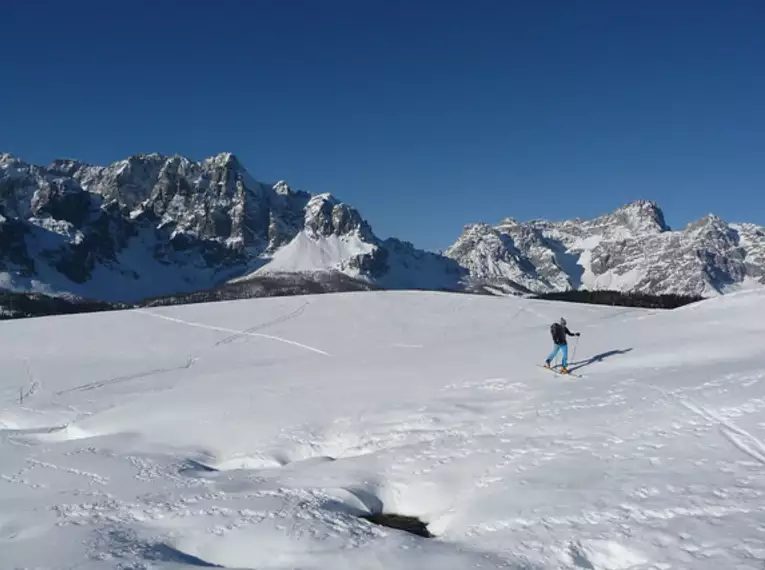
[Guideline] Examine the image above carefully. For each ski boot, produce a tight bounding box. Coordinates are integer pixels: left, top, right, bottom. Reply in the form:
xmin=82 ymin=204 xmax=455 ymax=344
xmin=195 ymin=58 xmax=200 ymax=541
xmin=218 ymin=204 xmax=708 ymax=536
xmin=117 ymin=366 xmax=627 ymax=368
xmin=544 ymin=360 xmax=551 ymax=368
xmin=559 ymin=366 xmax=569 ymax=374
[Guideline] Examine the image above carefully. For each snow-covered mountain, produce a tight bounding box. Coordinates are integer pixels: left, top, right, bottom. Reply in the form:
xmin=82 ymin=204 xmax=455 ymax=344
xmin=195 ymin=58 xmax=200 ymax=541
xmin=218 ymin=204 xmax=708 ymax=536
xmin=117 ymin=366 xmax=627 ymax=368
xmin=2 ymin=151 xmax=763 ymax=303
xmin=446 ymin=200 xmax=765 ymax=296
xmin=0 ymin=153 xmax=464 ymax=302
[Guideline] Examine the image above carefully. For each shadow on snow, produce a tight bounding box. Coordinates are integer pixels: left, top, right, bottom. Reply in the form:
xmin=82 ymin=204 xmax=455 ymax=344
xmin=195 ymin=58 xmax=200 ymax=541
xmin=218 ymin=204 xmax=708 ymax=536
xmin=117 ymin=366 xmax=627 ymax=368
xmin=568 ymin=348 xmax=634 ymax=373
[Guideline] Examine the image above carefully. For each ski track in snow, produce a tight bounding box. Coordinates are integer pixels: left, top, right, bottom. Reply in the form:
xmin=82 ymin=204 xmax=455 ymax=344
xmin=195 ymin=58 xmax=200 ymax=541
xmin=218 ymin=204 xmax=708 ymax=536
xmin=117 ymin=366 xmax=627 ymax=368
xmin=677 ymin=397 xmax=765 ymax=466
xmin=213 ymin=301 xmax=310 ymax=347
xmin=25 ymin=458 xmax=110 ymax=485
xmin=1 ymin=291 xmax=765 ymax=569
xmin=51 ymin=303 xmax=316 ymax=397
xmin=55 ymin=357 xmax=198 ymax=395
xmin=137 ymin=308 xmax=331 ymax=356
xmin=640 ymin=377 xmax=765 ymax=467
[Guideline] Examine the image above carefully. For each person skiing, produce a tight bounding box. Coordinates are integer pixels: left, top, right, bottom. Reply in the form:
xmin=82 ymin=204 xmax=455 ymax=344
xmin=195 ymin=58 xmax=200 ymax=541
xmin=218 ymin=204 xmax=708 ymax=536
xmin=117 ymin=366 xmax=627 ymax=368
xmin=544 ymin=317 xmax=580 ymax=374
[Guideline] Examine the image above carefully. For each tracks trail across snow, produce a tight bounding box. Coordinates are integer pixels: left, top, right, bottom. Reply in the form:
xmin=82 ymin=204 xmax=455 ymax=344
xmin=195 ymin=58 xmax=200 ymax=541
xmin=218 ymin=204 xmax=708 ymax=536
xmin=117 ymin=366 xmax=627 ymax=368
xmin=137 ymin=305 xmax=331 ymax=356
xmin=641 ymin=375 xmax=765 ymax=468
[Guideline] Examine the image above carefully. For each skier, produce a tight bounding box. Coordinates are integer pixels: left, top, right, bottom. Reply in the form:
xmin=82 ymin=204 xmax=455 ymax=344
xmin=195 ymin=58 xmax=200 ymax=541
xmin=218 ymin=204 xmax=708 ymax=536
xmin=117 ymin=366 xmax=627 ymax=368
xmin=544 ymin=317 xmax=580 ymax=374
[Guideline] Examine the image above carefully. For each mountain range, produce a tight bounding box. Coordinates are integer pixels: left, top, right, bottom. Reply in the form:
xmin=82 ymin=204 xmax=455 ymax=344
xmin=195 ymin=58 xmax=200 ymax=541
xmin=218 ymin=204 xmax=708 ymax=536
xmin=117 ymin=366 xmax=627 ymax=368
xmin=1 ymin=152 xmax=763 ymax=305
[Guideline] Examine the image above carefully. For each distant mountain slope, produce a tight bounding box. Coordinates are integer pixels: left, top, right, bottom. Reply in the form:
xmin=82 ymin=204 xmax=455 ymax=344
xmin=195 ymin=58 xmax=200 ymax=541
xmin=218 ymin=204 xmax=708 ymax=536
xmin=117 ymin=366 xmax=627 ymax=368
xmin=1 ymin=152 xmax=763 ymax=303
xmin=446 ymin=200 xmax=765 ymax=296
xmin=0 ymin=153 xmax=464 ymax=302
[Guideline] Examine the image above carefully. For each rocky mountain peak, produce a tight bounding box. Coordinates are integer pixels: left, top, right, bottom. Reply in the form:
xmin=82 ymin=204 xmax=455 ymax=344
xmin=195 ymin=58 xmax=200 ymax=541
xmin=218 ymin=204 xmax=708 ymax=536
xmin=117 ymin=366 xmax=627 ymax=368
xmin=497 ymin=217 xmax=520 ymax=227
xmin=1 ymin=151 xmax=763 ymax=303
xmin=607 ymin=200 xmax=669 ymax=233
xmin=448 ymin=222 xmax=495 ymax=243
xmin=1 ymin=152 xmax=19 ymax=166
xmin=273 ymin=181 xmax=294 ymax=196
xmin=445 ymin=200 xmax=764 ymax=297
xmin=201 ymin=152 xmax=242 ymax=171
xmin=303 ymin=193 xmax=374 ymax=241
xmin=48 ymin=158 xmax=85 ymax=176
xmin=684 ymin=213 xmax=735 ymax=240
xmin=446 ymin=223 xmax=505 ymax=260
xmin=687 ymin=213 xmax=725 ymax=228
xmin=1 ymin=152 xmax=467 ymax=303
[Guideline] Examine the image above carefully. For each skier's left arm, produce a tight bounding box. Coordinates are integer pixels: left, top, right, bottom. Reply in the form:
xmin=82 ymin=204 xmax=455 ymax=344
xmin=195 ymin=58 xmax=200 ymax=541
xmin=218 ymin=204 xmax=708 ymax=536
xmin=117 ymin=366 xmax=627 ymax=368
xmin=565 ymin=327 xmax=581 ymax=337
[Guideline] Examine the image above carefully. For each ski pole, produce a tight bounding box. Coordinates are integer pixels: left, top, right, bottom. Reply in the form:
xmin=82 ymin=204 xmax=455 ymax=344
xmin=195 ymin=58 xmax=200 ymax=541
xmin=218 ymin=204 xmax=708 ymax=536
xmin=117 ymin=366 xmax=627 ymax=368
xmin=572 ymin=336 xmax=580 ymax=364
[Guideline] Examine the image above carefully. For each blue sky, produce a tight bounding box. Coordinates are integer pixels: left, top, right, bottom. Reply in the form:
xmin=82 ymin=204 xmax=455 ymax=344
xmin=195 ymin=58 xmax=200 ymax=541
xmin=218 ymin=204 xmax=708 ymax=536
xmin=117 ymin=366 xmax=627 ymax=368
xmin=2 ymin=0 xmax=764 ymax=251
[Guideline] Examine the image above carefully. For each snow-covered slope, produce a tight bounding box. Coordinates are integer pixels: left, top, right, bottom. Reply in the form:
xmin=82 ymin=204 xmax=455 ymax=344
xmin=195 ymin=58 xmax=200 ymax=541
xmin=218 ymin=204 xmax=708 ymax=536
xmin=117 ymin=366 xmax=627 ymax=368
xmin=235 ymin=193 xmax=466 ymax=291
xmin=0 ymin=153 xmax=464 ymax=302
xmin=2 ymin=290 xmax=765 ymax=569
xmin=447 ymin=200 xmax=765 ymax=296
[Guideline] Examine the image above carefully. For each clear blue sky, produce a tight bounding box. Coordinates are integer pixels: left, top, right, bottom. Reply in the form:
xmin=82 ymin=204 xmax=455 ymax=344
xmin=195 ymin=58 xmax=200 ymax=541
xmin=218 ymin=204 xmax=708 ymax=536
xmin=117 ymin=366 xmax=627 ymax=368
xmin=2 ymin=0 xmax=764 ymax=251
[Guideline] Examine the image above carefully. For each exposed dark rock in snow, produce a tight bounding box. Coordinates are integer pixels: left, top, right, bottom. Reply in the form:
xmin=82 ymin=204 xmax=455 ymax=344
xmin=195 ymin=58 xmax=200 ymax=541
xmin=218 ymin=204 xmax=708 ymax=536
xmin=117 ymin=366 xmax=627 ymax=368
xmin=360 ymin=513 xmax=433 ymax=538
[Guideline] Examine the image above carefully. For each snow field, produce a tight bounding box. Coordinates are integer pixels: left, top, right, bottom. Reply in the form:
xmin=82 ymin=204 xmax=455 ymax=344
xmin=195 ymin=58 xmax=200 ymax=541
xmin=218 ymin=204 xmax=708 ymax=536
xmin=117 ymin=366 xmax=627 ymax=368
xmin=1 ymin=289 xmax=765 ymax=569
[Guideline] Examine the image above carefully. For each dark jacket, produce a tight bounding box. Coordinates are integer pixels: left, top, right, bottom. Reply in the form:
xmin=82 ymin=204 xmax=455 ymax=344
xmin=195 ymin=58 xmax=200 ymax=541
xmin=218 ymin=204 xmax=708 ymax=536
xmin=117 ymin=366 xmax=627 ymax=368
xmin=550 ymin=322 xmax=575 ymax=345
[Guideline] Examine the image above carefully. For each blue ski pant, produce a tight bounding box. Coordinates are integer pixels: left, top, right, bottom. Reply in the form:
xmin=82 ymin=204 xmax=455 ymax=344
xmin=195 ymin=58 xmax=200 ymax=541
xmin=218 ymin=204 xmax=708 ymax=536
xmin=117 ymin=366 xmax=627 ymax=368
xmin=547 ymin=344 xmax=568 ymax=367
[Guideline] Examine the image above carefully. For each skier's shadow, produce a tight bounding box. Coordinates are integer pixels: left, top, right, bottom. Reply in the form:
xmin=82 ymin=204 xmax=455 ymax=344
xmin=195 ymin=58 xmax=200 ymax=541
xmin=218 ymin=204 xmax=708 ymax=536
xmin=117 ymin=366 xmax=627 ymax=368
xmin=568 ymin=348 xmax=633 ymax=372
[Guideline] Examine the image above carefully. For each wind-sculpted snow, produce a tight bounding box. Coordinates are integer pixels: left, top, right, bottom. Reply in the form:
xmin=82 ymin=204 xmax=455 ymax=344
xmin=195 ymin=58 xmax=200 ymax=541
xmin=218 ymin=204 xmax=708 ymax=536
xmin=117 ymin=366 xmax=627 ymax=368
xmin=1 ymin=289 xmax=765 ymax=569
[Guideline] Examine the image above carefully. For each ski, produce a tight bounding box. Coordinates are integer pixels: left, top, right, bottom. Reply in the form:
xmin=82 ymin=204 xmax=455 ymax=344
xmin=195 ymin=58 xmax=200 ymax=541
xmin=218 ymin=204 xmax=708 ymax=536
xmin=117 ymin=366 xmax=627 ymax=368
xmin=537 ymin=365 xmax=583 ymax=378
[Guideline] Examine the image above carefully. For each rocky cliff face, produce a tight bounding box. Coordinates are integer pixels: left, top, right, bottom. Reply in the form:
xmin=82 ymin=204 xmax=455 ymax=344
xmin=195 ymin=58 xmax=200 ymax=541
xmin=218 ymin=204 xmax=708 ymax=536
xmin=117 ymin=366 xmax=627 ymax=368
xmin=445 ymin=200 xmax=765 ymax=296
xmin=1 ymin=152 xmax=763 ymax=303
xmin=0 ymin=153 xmax=464 ymax=302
